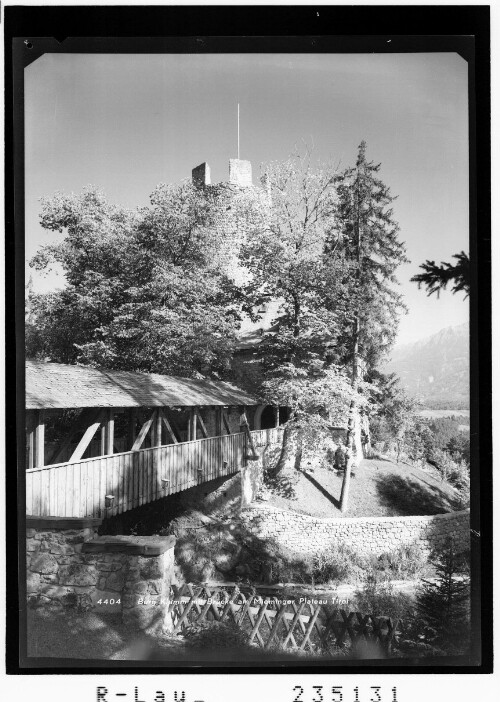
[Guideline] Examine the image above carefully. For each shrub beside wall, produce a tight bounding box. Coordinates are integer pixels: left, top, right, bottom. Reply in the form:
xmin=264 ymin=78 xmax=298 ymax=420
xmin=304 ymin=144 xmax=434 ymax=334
xmin=241 ymin=506 xmax=470 ymax=559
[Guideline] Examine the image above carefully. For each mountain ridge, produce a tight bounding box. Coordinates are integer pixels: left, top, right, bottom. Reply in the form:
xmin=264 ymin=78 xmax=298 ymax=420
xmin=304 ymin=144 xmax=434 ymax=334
xmin=382 ymin=323 xmax=469 ymax=409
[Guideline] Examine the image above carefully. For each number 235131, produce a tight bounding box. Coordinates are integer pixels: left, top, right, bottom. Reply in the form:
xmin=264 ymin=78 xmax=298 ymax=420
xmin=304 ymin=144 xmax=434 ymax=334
xmin=292 ymin=687 xmax=399 ymax=702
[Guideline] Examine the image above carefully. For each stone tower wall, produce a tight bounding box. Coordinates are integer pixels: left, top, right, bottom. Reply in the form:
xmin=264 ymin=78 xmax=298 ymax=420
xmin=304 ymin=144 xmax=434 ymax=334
xmin=229 ymin=158 xmax=252 ymax=187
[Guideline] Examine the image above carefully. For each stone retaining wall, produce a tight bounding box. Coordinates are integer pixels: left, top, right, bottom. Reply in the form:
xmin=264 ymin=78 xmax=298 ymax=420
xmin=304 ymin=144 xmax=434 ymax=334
xmin=26 ymin=517 xmax=176 ymax=632
xmin=241 ymin=506 xmax=470 ymax=558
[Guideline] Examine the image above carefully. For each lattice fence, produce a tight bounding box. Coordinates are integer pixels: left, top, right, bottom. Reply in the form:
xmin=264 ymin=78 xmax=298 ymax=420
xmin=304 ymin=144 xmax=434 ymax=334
xmin=169 ymin=584 xmax=402 ymax=656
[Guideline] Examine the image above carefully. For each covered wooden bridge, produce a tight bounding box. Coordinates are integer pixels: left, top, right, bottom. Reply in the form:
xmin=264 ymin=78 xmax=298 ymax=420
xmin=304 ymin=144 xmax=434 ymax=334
xmin=25 ymin=361 xmax=283 ymax=519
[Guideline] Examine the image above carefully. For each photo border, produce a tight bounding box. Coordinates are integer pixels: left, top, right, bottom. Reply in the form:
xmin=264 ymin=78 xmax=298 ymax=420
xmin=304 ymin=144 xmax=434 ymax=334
xmin=4 ymin=4 xmax=492 ymax=675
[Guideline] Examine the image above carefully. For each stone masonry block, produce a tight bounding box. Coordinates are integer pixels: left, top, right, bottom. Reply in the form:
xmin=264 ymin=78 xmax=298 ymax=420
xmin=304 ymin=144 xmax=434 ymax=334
xmin=27 ymin=572 xmax=42 ymax=592
xmin=105 ymin=570 xmax=127 ymax=592
xmin=30 ymin=553 xmax=59 ymax=574
xmin=139 ymin=556 xmax=165 ymax=581
xmin=49 ymin=543 xmax=75 ymax=555
xmin=40 ymin=585 xmax=70 ymax=600
xmin=58 ymin=564 xmax=98 ymax=587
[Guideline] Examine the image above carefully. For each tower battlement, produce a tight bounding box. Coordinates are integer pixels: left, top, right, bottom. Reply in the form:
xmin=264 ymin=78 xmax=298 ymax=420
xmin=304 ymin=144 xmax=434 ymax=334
xmin=192 ymin=162 xmax=211 ymax=188
xmin=192 ymin=159 xmax=253 ymax=188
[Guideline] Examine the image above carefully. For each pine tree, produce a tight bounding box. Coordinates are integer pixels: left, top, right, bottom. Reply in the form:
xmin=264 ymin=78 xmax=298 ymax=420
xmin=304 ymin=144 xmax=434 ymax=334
xmin=415 ymin=539 xmax=470 ymax=654
xmin=331 ymin=142 xmax=409 ymax=511
xmin=411 ymin=250 xmax=470 ymax=298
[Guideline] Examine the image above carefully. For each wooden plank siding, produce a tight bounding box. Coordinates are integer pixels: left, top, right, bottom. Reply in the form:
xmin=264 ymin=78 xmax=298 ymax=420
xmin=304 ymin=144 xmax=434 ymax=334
xmin=25 ymin=429 xmax=284 ymax=519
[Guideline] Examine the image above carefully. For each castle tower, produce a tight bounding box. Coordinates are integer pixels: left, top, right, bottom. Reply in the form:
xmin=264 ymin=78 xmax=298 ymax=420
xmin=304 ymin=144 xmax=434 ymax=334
xmin=192 ymin=159 xmax=253 ymax=188
xmin=229 ymin=159 xmax=252 ymax=187
xmin=191 ymin=162 xmax=211 ymax=188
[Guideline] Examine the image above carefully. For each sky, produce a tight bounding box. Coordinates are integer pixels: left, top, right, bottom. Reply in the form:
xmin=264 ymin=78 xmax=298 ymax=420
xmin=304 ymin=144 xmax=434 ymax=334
xmin=25 ymin=52 xmax=469 ymax=348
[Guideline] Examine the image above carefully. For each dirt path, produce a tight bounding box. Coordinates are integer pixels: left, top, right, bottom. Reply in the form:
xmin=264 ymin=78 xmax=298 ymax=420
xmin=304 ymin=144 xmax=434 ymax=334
xmin=27 ymin=609 xmax=189 ymax=661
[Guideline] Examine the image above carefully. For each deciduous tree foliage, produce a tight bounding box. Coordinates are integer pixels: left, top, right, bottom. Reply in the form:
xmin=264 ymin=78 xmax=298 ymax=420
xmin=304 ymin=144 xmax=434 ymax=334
xmin=27 ymin=183 xmax=240 ymax=376
xmin=376 ymin=377 xmax=422 ymax=464
xmin=241 ymin=148 xmax=352 ymax=375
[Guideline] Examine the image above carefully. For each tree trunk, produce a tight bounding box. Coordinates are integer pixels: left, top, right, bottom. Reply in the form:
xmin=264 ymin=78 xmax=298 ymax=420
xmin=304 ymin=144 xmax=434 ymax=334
xmin=361 ymin=408 xmax=371 ymax=457
xmin=340 ymin=403 xmax=355 ymax=512
xmin=340 ymin=160 xmax=364 ymax=512
xmin=340 ymin=312 xmax=361 ymax=513
xmin=270 ymin=423 xmax=302 ymax=480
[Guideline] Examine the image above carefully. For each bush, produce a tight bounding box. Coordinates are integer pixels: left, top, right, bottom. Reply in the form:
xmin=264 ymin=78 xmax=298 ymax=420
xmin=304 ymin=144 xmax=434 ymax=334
xmin=447 ymin=457 xmax=469 ymax=490
xmin=263 ymin=545 xmax=370 ymax=587
xmin=428 ymin=448 xmax=470 ymax=507
xmin=240 ymin=543 xmax=369 ymax=587
xmin=374 ymin=543 xmax=427 ymax=580
xmin=352 ymin=576 xmax=415 ymax=622
xmin=310 ymin=546 xmax=359 ymax=585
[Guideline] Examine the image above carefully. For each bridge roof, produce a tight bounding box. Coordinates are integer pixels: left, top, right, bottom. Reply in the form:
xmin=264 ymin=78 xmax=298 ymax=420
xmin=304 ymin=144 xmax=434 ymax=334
xmin=26 ymin=361 xmax=258 ymax=410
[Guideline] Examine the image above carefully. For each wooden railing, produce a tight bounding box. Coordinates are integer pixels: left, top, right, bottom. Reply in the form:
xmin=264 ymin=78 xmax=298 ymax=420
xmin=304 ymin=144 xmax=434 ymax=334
xmin=25 ymin=428 xmax=284 ymax=519
xmin=250 ymin=427 xmax=285 ymax=448
xmin=26 ymin=433 xmax=246 ymax=519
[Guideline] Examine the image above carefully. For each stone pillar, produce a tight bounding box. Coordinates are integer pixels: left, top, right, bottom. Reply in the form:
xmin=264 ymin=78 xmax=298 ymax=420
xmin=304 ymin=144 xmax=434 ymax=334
xmin=82 ymin=535 xmax=176 ymax=633
xmin=122 ymin=547 xmax=176 ymax=633
xmin=241 ymin=446 xmax=264 ymax=508
xmin=240 ymin=433 xmax=284 ymax=508
xmin=26 ymin=517 xmax=177 ymax=634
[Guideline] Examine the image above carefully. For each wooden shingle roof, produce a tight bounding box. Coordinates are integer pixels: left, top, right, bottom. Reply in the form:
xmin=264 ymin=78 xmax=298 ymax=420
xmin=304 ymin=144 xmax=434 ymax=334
xmin=26 ymin=361 xmax=258 ymax=410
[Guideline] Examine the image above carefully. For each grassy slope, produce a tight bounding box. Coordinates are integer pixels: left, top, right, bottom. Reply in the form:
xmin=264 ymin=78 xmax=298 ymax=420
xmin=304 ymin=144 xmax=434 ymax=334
xmin=266 ymin=457 xmax=460 ymax=518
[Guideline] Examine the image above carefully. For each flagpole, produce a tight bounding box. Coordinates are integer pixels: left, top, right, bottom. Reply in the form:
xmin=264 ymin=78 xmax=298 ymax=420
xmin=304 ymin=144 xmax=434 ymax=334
xmin=237 ymin=103 xmax=240 ymax=159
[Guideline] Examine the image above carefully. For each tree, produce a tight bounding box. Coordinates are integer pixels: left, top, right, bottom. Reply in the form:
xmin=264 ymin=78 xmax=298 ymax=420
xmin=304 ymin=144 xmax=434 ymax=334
xmin=374 ymin=376 xmax=421 ymax=463
xmin=241 ymin=149 xmax=357 ymax=479
xmin=415 ymin=540 xmax=470 ymax=654
xmin=242 ymin=148 xmax=349 ymax=366
xmin=242 ymin=144 xmax=407 ymax=504
xmin=28 ymin=183 xmax=240 ymax=377
xmin=263 ymin=365 xmax=361 ymax=483
xmin=398 ymin=539 xmax=470 ymax=657
xmin=332 ymin=142 xmax=408 ymax=509
xmin=411 ymin=250 xmax=470 ymax=298
xmin=446 ymin=433 xmax=470 ymax=465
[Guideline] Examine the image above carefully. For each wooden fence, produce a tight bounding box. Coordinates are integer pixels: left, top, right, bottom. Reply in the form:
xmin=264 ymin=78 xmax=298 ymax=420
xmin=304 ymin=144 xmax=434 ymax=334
xmin=169 ymin=583 xmax=402 ymax=656
xmin=25 ymin=428 xmax=284 ymax=519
